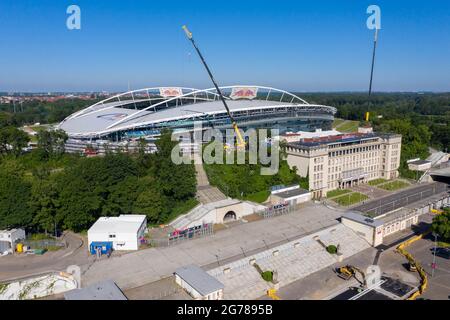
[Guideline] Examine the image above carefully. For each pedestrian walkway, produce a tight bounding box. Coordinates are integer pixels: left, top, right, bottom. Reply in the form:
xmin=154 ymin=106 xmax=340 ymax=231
xmin=193 ymin=153 xmax=227 ymax=204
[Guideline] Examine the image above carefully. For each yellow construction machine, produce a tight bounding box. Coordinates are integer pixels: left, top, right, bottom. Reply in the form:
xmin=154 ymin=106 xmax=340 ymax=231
xmin=336 ymin=265 xmax=366 ymax=287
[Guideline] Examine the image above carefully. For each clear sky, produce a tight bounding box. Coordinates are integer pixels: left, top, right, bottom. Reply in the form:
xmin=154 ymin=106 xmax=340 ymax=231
xmin=0 ymin=0 xmax=449 ymax=92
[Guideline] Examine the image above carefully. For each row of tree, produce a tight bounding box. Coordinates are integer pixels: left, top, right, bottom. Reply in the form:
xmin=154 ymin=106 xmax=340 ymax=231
xmin=299 ymin=92 xmax=449 ymax=179
xmin=0 ymin=130 xmax=197 ymax=232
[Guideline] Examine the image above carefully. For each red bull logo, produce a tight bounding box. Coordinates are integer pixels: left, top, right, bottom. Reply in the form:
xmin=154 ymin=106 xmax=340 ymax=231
xmin=230 ymin=87 xmax=258 ymax=100
xmin=159 ymin=87 xmax=182 ymax=97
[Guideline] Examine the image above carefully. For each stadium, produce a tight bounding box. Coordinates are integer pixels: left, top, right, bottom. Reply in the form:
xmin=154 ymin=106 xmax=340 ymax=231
xmin=58 ymin=85 xmax=336 ymax=148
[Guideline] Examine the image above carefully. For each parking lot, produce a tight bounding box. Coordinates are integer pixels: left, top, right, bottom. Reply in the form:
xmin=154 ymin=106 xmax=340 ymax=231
xmin=407 ymin=236 xmax=450 ymax=300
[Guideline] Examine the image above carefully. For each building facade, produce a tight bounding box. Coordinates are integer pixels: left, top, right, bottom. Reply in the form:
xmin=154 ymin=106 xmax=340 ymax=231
xmin=285 ymin=131 xmax=402 ymax=198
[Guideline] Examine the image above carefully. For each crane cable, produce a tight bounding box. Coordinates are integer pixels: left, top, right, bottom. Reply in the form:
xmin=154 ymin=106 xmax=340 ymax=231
xmin=182 ymin=25 xmax=245 ymax=148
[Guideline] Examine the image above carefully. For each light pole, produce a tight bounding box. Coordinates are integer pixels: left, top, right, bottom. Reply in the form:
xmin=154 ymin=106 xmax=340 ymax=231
xmin=431 ymin=232 xmax=438 ymax=277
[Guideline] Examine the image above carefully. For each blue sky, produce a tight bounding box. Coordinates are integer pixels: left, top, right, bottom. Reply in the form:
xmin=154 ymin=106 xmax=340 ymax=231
xmin=0 ymin=0 xmax=449 ymax=92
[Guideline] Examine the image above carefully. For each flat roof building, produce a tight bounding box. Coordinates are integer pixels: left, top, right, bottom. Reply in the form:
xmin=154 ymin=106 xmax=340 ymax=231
xmin=285 ymin=131 xmax=402 ymax=199
xmin=269 ymin=184 xmax=311 ymax=206
xmin=64 ymin=280 xmax=127 ymax=300
xmin=87 ymin=215 xmax=147 ymax=253
xmin=174 ymin=265 xmax=224 ymax=300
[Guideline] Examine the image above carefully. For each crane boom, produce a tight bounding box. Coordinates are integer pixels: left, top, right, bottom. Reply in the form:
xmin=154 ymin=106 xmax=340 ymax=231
xmin=182 ymin=25 xmax=245 ymax=147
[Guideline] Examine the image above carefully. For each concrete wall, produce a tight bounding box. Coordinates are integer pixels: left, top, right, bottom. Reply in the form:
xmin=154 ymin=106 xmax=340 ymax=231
xmin=175 ymin=274 xmax=223 ymax=300
xmin=341 ymin=218 xmax=383 ymax=247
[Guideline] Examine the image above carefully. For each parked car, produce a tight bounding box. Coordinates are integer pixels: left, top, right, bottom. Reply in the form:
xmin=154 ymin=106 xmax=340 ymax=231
xmin=431 ymin=247 xmax=450 ymax=259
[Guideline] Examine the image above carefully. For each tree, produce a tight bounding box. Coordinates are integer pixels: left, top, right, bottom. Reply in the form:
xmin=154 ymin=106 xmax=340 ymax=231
xmin=133 ymin=183 xmax=168 ymax=223
xmin=432 ymin=209 xmax=450 ymax=241
xmin=0 ymin=126 xmax=30 ymax=157
xmin=36 ymin=129 xmax=68 ymax=160
xmin=29 ymin=178 xmax=59 ymax=234
xmin=0 ymin=172 xmax=32 ymax=229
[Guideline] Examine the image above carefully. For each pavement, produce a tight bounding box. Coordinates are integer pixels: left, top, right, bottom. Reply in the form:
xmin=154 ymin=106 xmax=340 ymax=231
xmin=350 ymin=184 xmax=390 ymax=199
xmin=81 ymin=202 xmax=342 ymax=290
xmin=406 ymin=235 xmax=450 ymax=300
xmin=353 ymin=182 xmax=448 ymax=216
xmin=0 ymin=232 xmax=90 ymax=282
xmin=207 ymin=224 xmax=371 ymax=300
xmin=271 ymin=247 xmax=377 ymax=300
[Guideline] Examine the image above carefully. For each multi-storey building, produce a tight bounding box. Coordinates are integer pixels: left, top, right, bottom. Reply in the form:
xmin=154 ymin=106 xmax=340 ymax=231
xmin=284 ymin=130 xmax=402 ymax=199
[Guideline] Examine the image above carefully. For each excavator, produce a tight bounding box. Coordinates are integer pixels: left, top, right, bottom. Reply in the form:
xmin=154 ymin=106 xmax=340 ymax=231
xmin=336 ymin=265 xmax=366 ymax=287
xmin=182 ymin=25 xmax=246 ymax=149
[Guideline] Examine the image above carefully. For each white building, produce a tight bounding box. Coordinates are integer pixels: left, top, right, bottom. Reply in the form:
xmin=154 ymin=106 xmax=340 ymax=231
xmin=285 ymin=131 xmax=402 ymax=199
xmin=175 ymin=265 xmax=224 ymax=300
xmin=341 ymin=212 xmax=384 ymax=247
xmin=0 ymin=229 xmax=26 ymax=254
xmin=269 ymin=184 xmax=311 ymax=206
xmin=87 ymin=215 xmax=147 ymax=252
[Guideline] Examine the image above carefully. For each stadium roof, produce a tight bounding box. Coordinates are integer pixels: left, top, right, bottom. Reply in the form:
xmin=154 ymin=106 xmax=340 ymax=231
xmin=58 ymin=85 xmax=337 ymax=138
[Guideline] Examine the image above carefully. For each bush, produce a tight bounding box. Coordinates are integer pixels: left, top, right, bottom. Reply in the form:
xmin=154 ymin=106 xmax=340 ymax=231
xmin=261 ymin=271 xmax=273 ymax=282
xmin=326 ymin=245 xmax=337 ymax=254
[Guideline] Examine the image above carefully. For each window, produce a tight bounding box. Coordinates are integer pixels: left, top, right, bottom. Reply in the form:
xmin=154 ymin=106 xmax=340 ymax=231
xmin=109 ymin=234 xmax=116 ymax=238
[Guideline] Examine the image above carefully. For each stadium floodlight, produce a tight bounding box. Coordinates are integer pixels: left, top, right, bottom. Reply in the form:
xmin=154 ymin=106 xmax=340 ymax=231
xmin=181 ymin=25 xmax=245 ymax=148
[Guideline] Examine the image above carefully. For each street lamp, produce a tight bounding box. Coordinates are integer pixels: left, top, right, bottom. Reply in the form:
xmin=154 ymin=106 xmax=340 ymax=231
xmin=431 ymin=232 xmax=438 ymax=277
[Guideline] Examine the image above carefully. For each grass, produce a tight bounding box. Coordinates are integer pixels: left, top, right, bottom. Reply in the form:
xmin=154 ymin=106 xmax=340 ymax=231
xmin=164 ymin=198 xmax=200 ymax=225
xmin=327 ymin=189 xmax=351 ymax=198
xmin=333 ymin=192 xmax=369 ymax=206
xmin=243 ymin=190 xmax=270 ymax=203
xmin=368 ymin=178 xmax=388 ymax=186
xmin=332 ymin=118 xmax=345 ymax=128
xmin=333 ymin=119 xmax=360 ymax=133
xmin=378 ymin=180 xmax=410 ymax=191
xmin=437 ymin=241 xmax=450 ymax=248
xmin=28 ymin=233 xmax=55 ymax=241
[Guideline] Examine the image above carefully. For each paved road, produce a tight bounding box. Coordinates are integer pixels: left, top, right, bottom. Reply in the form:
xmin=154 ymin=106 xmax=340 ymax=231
xmin=81 ymin=202 xmax=342 ymax=290
xmin=407 ymin=236 xmax=450 ymax=300
xmin=0 ymin=232 xmax=90 ymax=282
xmin=353 ymin=182 xmax=448 ymax=216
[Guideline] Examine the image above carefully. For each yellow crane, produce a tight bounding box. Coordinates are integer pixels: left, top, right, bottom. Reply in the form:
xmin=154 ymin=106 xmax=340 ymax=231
xmin=182 ymin=25 xmax=246 ymax=148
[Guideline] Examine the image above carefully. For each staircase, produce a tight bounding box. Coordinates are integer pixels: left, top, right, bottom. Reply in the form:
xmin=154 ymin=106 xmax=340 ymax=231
xmin=193 ymin=153 xmax=227 ymax=204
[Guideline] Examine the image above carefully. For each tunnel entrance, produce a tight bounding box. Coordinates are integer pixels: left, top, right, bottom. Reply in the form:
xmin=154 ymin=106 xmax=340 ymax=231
xmin=223 ymin=211 xmax=237 ymax=222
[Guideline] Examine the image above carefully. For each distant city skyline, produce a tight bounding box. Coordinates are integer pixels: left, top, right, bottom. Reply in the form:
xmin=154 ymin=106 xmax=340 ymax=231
xmin=0 ymin=0 xmax=449 ymax=92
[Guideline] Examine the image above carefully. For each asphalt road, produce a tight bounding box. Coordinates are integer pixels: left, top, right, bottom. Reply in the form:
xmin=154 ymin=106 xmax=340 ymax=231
xmin=0 ymin=232 xmax=90 ymax=281
xmin=353 ymin=182 xmax=448 ymax=216
xmin=407 ymin=236 xmax=450 ymax=300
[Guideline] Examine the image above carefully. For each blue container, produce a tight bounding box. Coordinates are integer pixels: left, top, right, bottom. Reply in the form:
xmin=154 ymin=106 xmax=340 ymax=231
xmin=90 ymin=241 xmax=113 ymax=255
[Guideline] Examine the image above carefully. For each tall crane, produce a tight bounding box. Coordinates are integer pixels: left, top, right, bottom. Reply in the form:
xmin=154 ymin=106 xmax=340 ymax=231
xmin=182 ymin=25 xmax=246 ymax=148
xmin=365 ymin=28 xmax=379 ymax=123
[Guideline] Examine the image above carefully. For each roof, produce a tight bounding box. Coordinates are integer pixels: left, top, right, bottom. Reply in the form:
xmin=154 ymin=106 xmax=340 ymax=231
xmin=408 ymin=160 xmax=431 ymax=166
xmin=288 ymin=132 xmax=381 ymax=148
xmin=273 ymin=188 xmax=310 ymax=199
xmin=341 ymin=211 xmax=383 ymax=228
xmin=88 ymin=215 xmax=146 ymax=234
xmin=58 ymin=85 xmax=337 ymax=137
xmin=175 ymin=265 xmax=224 ymax=296
xmin=64 ymin=280 xmax=127 ymax=300
xmin=60 ymin=100 xmax=293 ymax=135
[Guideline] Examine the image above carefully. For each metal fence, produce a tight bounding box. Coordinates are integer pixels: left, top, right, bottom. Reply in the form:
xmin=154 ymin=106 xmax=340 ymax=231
xmin=21 ymin=239 xmax=67 ymax=249
xmin=256 ymin=203 xmax=295 ymax=219
xmin=147 ymin=223 xmax=214 ymax=247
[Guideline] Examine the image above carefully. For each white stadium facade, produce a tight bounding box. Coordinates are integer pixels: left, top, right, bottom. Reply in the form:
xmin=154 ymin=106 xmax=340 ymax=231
xmin=58 ymin=86 xmax=337 ymax=153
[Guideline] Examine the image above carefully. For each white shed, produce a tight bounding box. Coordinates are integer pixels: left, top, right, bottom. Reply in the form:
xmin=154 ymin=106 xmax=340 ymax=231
xmin=175 ymin=265 xmax=224 ymax=300
xmin=87 ymin=215 xmax=147 ymax=253
xmin=0 ymin=229 xmax=26 ymax=254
